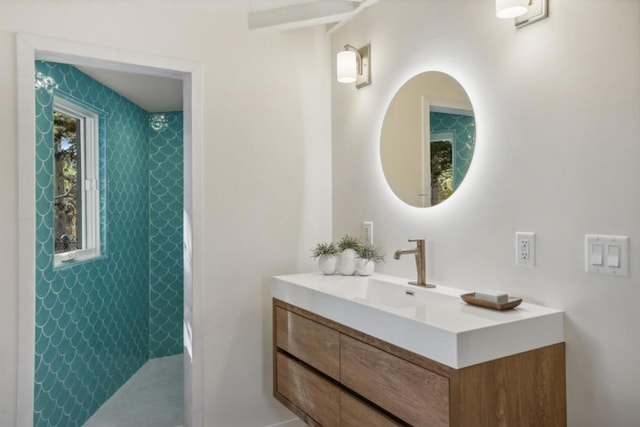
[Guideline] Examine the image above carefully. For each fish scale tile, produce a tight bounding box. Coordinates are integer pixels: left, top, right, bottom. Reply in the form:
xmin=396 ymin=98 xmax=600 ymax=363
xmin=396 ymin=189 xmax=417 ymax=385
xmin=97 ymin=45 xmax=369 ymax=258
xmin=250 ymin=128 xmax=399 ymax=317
xmin=430 ymin=111 xmax=476 ymax=189
xmin=34 ymin=61 xmax=183 ymax=427
xmin=149 ymin=112 xmax=184 ymax=358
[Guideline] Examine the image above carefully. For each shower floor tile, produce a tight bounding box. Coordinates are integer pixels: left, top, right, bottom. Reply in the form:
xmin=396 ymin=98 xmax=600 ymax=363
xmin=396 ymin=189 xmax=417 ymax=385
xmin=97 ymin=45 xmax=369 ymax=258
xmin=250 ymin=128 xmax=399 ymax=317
xmin=84 ymin=353 xmax=183 ymax=427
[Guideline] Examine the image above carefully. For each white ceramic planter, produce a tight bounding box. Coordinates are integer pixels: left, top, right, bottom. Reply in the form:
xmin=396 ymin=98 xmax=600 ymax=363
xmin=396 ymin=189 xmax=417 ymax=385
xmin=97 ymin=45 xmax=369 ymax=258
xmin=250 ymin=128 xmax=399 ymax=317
xmin=356 ymin=259 xmax=375 ymax=276
xmin=317 ymin=255 xmax=338 ymax=275
xmin=337 ymin=249 xmax=357 ymax=275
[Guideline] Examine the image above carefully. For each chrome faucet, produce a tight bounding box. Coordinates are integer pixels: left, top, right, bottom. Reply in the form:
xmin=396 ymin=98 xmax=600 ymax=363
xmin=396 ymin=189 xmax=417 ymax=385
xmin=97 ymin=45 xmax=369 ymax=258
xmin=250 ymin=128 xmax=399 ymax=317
xmin=394 ymin=239 xmax=433 ymax=288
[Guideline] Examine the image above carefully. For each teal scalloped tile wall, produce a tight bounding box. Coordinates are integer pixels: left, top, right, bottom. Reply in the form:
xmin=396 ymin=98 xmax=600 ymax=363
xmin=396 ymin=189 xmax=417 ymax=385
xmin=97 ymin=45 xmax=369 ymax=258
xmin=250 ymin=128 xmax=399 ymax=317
xmin=430 ymin=112 xmax=476 ymax=189
xmin=34 ymin=61 xmax=183 ymax=427
xmin=149 ymin=112 xmax=184 ymax=358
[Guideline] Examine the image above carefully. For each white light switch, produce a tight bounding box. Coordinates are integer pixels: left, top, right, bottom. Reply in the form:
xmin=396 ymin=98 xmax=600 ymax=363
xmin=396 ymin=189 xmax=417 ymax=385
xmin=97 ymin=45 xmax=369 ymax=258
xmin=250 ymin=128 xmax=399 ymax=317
xmin=585 ymin=235 xmax=629 ymax=277
xmin=607 ymin=245 xmax=621 ymax=268
xmin=591 ymin=244 xmax=604 ymax=266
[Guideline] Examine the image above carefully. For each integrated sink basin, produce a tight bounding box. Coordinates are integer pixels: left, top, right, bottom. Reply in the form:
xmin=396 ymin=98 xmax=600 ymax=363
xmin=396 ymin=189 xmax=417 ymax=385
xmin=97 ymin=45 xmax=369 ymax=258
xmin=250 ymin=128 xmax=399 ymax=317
xmin=272 ymin=273 xmax=564 ymax=369
xmin=313 ymin=276 xmax=460 ymax=319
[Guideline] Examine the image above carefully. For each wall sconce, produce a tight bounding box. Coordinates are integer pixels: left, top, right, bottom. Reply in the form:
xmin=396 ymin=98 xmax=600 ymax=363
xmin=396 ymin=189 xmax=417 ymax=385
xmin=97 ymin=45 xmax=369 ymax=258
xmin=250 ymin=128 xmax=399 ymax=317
xmin=496 ymin=0 xmax=548 ymax=28
xmin=337 ymin=44 xmax=371 ymax=89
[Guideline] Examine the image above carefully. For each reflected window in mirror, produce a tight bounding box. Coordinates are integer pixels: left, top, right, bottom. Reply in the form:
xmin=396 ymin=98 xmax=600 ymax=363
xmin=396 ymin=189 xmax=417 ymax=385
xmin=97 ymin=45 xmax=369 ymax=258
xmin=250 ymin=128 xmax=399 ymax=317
xmin=429 ymin=137 xmax=453 ymax=206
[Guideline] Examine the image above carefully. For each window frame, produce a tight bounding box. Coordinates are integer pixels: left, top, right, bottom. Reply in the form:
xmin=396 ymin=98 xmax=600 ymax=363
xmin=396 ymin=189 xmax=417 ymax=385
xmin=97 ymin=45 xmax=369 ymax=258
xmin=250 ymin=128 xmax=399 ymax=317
xmin=53 ymin=96 xmax=101 ymax=266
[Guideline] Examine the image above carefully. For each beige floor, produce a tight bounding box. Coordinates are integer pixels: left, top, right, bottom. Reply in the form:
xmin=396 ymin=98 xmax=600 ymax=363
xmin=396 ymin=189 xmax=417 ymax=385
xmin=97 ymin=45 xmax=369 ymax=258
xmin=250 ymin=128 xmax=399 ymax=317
xmin=83 ymin=354 xmax=183 ymax=427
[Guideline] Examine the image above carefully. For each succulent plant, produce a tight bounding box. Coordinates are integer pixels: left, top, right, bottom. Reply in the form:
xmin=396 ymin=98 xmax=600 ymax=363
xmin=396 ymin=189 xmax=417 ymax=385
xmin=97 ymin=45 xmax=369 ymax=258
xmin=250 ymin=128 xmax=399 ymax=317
xmin=311 ymin=242 xmax=339 ymax=259
xmin=357 ymin=244 xmax=385 ymax=263
xmin=337 ymin=234 xmax=363 ymax=252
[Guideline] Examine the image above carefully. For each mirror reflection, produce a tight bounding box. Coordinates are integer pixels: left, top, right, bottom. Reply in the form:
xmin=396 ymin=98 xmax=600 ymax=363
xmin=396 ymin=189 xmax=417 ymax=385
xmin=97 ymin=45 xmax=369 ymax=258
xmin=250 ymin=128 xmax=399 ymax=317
xmin=381 ymin=71 xmax=475 ymax=207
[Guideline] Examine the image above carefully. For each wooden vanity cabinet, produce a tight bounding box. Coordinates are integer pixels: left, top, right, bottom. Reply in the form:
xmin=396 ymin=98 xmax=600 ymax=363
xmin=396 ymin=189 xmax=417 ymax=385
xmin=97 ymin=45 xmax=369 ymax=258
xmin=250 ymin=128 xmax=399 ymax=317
xmin=276 ymin=352 xmax=341 ymax=427
xmin=275 ymin=306 xmax=340 ymax=381
xmin=340 ymin=334 xmax=449 ymax=426
xmin=273 ymin=299 xmax=566 ymax=427
xmin=340 ymin=391 xmax=403 ymax=427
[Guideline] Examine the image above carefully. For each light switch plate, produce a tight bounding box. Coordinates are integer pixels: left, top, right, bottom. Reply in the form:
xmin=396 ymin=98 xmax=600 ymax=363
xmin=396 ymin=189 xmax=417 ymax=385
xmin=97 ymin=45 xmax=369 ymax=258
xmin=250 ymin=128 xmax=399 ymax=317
xmin=585 ymin=234 xmax=629 ymax=277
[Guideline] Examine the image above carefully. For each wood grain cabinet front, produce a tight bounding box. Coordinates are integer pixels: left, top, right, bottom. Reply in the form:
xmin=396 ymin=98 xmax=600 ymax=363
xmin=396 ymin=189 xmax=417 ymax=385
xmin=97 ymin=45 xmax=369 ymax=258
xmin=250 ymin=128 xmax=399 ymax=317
xmin=276 ymin=352 xmax=341 ymax=427
xmin=273 ymin=299 xmax=566 ymax=427
xmin=340 ymin=391 xmax=403 ymax=427
xmin=276 ymin=306 xmax=340 ymax=380
xmin=340 ymin=334 xmax=449 ymax=427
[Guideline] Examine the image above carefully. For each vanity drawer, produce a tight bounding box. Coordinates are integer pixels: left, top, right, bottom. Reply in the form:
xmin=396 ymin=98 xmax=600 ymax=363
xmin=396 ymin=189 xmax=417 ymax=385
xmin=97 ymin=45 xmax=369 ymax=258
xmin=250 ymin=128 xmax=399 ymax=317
xmin=275 ymin=307 xmax=340 ymax=380
xmin=276 ymin=352 xmax=340 ymax=427
xmin=340 ymin=335 xmax=450 ymax=427
xmin=340 ymin=391 xmax=403 ymax=427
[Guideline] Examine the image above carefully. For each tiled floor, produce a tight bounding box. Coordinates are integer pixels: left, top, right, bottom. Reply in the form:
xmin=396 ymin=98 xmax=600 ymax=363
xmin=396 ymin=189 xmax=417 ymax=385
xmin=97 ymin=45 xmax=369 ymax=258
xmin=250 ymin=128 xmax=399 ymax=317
xmin=84 ymin=354 xmax=184 ymax=427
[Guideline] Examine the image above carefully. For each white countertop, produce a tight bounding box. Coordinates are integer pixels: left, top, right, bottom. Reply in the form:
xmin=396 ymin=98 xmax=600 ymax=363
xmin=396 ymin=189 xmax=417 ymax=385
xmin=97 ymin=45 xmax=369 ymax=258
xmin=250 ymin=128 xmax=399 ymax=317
xmin=272 ymin=273 xmax=564 ymax=369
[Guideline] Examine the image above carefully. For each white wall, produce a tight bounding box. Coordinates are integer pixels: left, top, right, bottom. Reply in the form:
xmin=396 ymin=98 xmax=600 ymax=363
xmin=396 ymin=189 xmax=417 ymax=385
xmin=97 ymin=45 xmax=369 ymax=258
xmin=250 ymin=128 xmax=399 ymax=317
xmin=0 ymin=1 xmax=331 ymax=426
xmin=332 ymin=1 xmax=640 ymax=426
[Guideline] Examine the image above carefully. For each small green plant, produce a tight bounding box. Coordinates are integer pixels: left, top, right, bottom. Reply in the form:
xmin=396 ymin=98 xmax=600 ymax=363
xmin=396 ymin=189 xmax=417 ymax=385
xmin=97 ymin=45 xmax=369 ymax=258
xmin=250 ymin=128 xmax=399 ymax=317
xmin=311 ymin=242 xmax=339 ymax=259
xmin=337 ymin=234 xmax=363 ymax=252
xmin=357 ymin=244 xmax=385 ymax=263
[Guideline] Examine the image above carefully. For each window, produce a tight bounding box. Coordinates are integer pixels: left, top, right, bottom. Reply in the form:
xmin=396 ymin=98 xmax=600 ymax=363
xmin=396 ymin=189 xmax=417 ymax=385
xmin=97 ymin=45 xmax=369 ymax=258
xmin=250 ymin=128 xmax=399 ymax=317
xmin=429 ymin=137 xmax=453 ymax=206
xmin=53 ymin=97 xmax=100 ymax=265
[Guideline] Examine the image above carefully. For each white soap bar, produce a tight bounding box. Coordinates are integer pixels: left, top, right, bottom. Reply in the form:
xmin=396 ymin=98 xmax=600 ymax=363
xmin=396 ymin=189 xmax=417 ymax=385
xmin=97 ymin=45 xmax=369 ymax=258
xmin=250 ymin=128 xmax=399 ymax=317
xmin=475 ymin=290 xmax=508 ymax=304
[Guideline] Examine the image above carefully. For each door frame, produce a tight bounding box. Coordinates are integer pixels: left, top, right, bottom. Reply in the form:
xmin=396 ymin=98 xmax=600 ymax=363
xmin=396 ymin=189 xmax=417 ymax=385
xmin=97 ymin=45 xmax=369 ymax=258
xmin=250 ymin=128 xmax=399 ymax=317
xmin=16 ymin=33 xmax=205 ymax=427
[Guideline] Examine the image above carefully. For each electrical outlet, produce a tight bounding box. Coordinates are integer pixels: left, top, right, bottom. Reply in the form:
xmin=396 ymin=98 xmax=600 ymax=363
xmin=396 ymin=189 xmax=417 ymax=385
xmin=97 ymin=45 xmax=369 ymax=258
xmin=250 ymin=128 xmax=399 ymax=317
xmin=362 ymin=221 xmax=373 ymax=245
xmin=516 ymin=232 xmax=536 ymax=267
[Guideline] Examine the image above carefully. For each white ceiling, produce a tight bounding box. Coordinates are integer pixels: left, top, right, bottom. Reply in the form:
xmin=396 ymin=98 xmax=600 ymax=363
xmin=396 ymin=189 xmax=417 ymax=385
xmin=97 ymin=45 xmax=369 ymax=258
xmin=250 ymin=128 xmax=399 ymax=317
xmin=76 ymin=65 xmax=183 ymax=113
xmin=250 ymin=0 xmax=363 ymax=12
xmin=248 ymin=0 xmax=372 ymax=31
xmin=75 ymin=0 xmax=374 ymax=112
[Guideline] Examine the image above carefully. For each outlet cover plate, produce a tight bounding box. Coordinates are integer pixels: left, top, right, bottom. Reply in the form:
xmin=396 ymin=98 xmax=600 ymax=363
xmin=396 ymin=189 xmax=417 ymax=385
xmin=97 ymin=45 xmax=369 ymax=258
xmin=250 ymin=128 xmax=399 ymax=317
xmin=516 ymin=232 xmax=536 ymax=267
xmin=362 ymin=221 xmax=373 ymax=245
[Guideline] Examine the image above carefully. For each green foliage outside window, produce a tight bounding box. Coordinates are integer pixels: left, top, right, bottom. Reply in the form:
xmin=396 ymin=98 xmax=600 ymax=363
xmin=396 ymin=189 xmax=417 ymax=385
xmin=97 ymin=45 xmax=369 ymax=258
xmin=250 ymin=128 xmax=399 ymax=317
xmin=430 ymin=139 xmax=453 ymax=206
xmin=54 ymin=110 xmax=80 ymax=252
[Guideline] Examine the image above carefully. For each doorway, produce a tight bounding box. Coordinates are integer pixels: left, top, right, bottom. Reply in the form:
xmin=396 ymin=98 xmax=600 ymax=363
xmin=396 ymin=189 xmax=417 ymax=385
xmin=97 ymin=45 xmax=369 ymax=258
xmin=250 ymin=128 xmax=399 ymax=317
xmin=16 ymin=33 xmax=204 ymax=427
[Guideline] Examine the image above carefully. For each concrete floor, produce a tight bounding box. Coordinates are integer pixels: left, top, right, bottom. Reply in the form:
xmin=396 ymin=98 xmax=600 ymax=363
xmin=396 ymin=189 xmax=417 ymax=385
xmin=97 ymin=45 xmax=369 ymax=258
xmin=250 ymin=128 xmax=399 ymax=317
xmin=84 ymin=354 xmax=183 ymax=427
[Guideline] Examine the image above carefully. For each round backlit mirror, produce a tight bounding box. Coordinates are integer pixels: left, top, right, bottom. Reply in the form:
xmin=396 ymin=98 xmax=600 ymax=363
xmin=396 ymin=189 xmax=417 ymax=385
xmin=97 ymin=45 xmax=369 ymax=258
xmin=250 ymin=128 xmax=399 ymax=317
xmin=380 ymin=71 xmax=475 ymax=208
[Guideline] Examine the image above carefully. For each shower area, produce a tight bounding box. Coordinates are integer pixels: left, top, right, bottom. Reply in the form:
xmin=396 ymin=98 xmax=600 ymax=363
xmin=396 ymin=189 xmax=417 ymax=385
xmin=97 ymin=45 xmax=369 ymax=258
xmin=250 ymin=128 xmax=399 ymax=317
xmin=33 ymin=60 xmax=184 ymax=427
